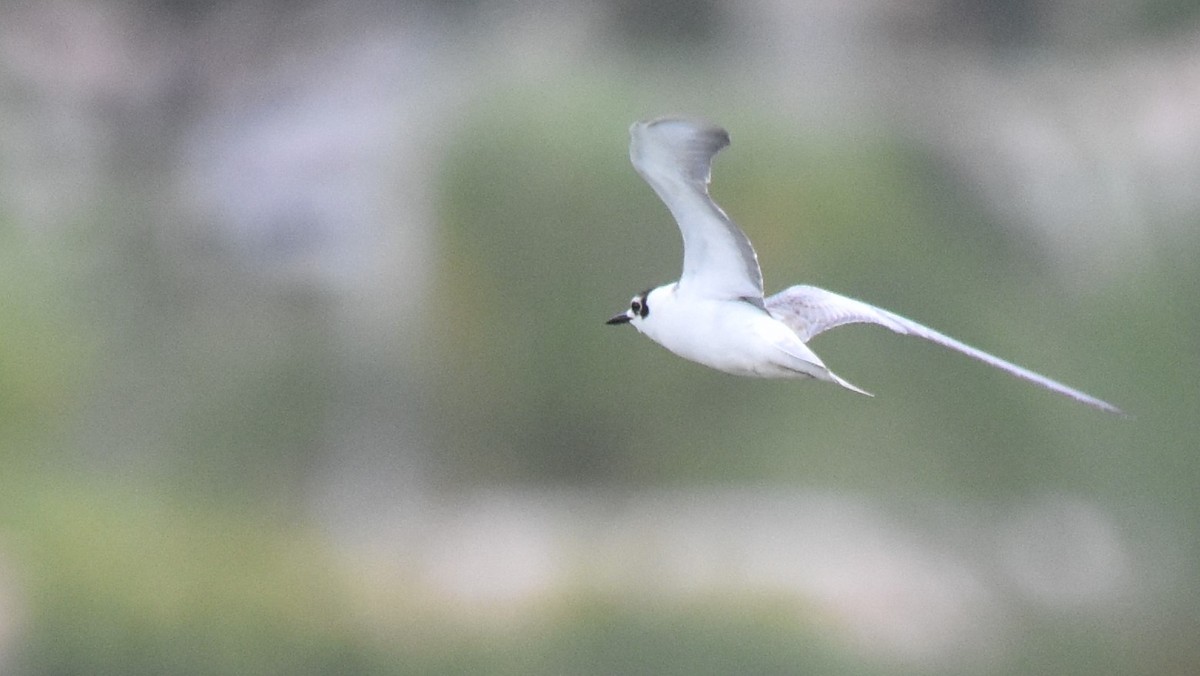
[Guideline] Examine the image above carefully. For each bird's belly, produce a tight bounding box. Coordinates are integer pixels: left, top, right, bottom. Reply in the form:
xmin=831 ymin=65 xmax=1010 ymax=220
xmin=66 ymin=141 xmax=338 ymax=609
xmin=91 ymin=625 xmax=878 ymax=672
xmin=648 ymin=308 xmax=815 ymax=378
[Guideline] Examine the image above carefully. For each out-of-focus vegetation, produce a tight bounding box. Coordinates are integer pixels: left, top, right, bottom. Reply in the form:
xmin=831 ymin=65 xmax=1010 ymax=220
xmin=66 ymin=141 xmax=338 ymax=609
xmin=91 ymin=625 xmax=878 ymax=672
xmin=0 ymin=0 xmax=1198 ymax=674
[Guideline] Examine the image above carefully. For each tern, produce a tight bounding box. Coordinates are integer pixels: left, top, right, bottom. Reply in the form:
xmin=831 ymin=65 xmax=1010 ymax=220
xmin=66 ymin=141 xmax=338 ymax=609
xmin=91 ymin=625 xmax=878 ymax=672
xmin=606 ymin=117 xmax=1123 ymax=415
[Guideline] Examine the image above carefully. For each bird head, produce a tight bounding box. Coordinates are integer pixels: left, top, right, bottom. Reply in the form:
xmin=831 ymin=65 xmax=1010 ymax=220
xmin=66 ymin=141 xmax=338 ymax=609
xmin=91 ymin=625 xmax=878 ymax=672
xmin=606 ymin=288 xmax=652 ymax=328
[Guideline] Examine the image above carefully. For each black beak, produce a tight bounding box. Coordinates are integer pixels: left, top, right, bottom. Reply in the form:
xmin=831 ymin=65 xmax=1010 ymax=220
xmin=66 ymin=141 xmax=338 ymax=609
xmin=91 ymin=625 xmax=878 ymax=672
xmin=606 ymin=312 xmax=631 ymax=325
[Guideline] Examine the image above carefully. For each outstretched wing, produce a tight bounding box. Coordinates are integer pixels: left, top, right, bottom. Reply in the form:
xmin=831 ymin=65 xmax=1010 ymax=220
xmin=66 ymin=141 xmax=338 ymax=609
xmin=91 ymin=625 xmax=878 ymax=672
xmin=629 ymin=117 xmax=764 ymax=302
xmin=765 ymin=285 xmax=1124 ymax=415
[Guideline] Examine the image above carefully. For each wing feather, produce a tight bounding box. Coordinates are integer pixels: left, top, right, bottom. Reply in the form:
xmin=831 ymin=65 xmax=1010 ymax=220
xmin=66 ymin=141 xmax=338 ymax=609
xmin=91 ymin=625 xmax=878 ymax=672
xmin=629 ymin=117 xmax=764 ymax=302
xmin=765 ymin=285 xmax=1124 ymax=415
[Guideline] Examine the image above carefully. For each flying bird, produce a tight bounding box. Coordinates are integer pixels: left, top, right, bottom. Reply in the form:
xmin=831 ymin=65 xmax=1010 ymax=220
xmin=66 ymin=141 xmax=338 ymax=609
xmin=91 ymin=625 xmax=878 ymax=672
xmin=606 ymin=117 xmax=1123 ymax=415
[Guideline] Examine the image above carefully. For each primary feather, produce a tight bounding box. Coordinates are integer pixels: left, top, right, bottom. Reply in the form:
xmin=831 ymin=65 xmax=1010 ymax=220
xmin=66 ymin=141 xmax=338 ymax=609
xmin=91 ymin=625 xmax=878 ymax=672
xmin=765 ymin=285 xmax=1125 ymax=415
xmin=629 ymin=118 xmax=764 ymax=303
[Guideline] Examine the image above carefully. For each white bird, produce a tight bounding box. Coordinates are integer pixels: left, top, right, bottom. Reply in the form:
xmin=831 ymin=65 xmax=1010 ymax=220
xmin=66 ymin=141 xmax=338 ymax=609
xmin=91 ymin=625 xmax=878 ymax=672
xmin=606 ymin=117 xmax=1123 ymax=415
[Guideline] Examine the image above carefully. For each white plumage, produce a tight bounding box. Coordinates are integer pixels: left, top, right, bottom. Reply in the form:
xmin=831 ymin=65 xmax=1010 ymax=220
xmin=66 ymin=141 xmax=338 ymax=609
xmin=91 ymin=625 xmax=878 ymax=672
xmin=608 ymin=117 xmax=1123 ymax=415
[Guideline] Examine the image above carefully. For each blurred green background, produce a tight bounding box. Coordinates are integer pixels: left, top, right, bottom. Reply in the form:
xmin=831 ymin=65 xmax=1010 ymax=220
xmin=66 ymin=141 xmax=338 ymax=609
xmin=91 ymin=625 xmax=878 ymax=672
xmin=0 ymin=0 xmax=1197 ymax=674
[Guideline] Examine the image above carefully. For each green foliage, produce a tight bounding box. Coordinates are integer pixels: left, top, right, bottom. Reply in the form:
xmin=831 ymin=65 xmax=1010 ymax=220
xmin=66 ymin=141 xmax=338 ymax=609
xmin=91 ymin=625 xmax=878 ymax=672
xmin=0 ymin=228 xmax=90 ymax=460
xmin=5 ymin=482 xmax=385 ymax=676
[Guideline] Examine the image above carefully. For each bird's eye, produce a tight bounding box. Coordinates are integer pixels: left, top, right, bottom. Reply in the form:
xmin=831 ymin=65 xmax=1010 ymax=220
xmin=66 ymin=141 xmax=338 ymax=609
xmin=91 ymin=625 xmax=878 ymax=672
xmin=632 ymin=295 xmax=649 ymax=318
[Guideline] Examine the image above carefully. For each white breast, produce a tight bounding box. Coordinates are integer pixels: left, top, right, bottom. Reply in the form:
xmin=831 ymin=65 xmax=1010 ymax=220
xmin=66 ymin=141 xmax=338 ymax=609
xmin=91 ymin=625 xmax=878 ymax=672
xmin=635 ymin=287 xmax=827 ymax=379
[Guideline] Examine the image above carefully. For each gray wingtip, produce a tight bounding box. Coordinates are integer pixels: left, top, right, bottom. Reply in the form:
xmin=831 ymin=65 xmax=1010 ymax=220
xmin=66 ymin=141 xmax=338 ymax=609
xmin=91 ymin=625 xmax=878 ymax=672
xmin=634 ymin=115 xmax=728 ymax=141
xmin=630 ymin=116 xmax=731 ymax=162
xmin=632 ymin=117 xmax=730 ymax=193
xmin=1087 ymin=398 xmax=1129 ymax=417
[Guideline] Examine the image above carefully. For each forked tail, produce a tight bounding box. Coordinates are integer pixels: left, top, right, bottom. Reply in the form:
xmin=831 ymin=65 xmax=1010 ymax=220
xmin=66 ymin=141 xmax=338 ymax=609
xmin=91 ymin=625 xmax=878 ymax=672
xmin=827 ymin=370 xmax=873 ymax=398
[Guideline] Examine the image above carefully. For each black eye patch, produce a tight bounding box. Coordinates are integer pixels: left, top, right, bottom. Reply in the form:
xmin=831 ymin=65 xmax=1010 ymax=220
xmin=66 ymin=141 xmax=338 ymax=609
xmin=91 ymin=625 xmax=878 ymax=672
xmin=635 ymin=291 xmax=650 ymax=318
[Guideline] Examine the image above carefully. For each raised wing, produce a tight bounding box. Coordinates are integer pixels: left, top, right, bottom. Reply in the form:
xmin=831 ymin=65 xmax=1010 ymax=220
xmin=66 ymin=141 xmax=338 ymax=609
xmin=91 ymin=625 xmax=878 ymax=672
xmin=765 ymin=285 xmax=1124 ymax=415
xmin=629 ymin=117 xmax=763 ymax=302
